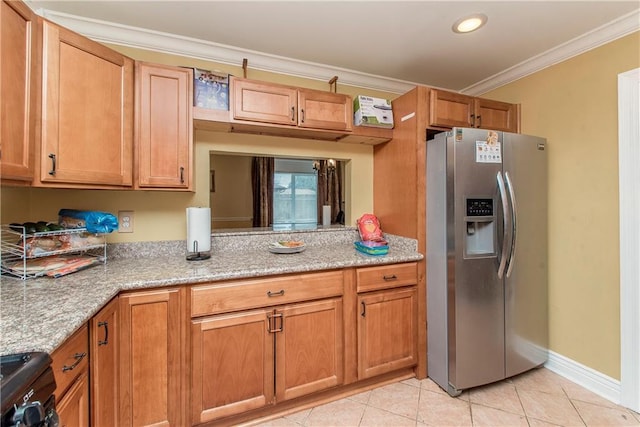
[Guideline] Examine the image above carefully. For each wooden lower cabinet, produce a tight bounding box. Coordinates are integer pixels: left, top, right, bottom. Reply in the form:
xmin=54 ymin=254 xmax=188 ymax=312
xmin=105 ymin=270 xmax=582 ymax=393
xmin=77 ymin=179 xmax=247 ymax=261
xmin=357 ymin=287 xmax=418 ymax=379
xmin=275 ymin=298 xmax=344 ymax=401
xmin=191 ymin=298 xmax=343 ymax=424
xmin=90 ymin=297 xmax=119 ymax=427
xmin=119 ymin=287 xmax=186 ymax=426
xmin=57 ymin=371 xmax=90 ymax=427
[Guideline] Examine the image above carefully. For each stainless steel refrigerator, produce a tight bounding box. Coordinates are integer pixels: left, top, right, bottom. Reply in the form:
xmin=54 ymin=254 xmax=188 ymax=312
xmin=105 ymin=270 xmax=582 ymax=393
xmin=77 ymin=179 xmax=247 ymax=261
xmin=426 ymin=127 xmax=548 ymax=396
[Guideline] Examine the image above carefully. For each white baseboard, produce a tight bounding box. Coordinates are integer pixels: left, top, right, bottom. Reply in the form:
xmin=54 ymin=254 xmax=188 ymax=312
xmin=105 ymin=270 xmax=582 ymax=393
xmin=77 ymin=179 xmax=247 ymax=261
xmin=545 ymin=350 xmax=621 ymax=405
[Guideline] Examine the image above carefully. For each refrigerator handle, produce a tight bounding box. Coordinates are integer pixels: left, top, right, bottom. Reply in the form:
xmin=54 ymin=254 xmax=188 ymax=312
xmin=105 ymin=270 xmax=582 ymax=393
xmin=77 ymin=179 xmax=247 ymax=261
xmin=496 ymin=171 xmax=511 ymax=279
xmin=504 ymin=171 xmax=517 ymax=277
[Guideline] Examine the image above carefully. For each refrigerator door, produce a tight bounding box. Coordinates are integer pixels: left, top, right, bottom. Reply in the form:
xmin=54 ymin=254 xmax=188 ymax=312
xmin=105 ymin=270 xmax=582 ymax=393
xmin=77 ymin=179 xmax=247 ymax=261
xmin=449 ymin=128 xmax=505 ymax=390
xmin=503 ymin=133 xmax=548 ymax=377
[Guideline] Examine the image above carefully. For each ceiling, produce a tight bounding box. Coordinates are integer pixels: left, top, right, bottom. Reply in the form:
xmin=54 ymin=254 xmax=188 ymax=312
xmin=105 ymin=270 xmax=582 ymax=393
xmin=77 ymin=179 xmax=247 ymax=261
xmin=28 ymin=1 xmax=640 ymax=94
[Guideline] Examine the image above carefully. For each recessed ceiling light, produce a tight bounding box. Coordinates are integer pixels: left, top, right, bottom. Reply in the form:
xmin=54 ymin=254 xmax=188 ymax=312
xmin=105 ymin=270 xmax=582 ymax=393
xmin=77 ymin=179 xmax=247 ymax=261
xmin=452 ymin=14 xmax=488 ymax=34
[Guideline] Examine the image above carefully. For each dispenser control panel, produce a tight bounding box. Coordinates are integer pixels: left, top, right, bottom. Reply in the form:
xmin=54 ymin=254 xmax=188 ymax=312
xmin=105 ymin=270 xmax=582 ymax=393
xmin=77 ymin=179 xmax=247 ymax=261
xmin=466 ymin=198 xmax=493 ymax=217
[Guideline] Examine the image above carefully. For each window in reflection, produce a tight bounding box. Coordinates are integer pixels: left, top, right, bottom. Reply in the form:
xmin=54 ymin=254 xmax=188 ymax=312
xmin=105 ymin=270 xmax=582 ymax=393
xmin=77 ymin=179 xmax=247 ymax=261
xmin=210 ymin=153 xmax=345 ymax=230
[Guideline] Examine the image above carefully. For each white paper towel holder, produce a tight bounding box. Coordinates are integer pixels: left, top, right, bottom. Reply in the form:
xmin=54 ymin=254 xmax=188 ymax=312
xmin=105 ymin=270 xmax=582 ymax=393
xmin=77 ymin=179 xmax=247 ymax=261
xmin=186 ymin=207 xmax=212 ymax=261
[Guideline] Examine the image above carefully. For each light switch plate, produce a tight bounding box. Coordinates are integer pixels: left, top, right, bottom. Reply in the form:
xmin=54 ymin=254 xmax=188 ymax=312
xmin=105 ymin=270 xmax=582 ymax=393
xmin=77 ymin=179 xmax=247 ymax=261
xmin=118 ymin=210 xmax=134 ymax=233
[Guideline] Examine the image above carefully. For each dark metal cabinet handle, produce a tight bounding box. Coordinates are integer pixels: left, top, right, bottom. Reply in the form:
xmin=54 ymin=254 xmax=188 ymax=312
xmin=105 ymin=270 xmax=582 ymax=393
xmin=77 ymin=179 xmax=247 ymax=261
xmin=98 ymin=321 xmax=109 ymax=346
xmin=383 ymin=274 xmax=398 ymax=281
xmin=179 ymin=166 xmax=185 ymax=184
xmin=291 ymin=106 xmax=295 ymax=122
xmin=267 ymin=312 xmax=284 ymax=333
xmin=470 ymin=114 xmax=476 ymax=127
xmin=361 ymin=302 xmax=366 ymax=317
xmin=48 ymin=154 xmax=56 ymax=176
xmin=267 ymin=289 xmax=285 ymax=297
xmin=62 ymin=352 xmax=86 ymax=372
xmin=300 ymin=108 xmax=305 ymax=123
xmin=477 ymin=115 xmax=482 ymax=128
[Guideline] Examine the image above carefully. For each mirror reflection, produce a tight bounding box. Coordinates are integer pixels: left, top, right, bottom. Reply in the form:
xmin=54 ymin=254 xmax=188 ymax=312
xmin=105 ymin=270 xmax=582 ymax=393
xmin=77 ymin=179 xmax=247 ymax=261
xmin=209 ymin=153 xmax=346 ymax=230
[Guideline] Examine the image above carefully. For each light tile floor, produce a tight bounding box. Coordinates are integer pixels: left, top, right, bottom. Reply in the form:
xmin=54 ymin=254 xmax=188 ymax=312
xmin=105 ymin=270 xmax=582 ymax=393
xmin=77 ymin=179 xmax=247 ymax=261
xmin=253 ymin=368 xmax=640 ymax=426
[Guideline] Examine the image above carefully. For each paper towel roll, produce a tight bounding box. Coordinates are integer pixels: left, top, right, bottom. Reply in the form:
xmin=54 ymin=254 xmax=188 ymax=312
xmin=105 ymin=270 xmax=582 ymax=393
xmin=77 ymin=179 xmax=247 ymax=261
xmin=187 ymin=207 xmax=211 ymax=253
xmin=322 ymin=205 xmax=331 ymax=227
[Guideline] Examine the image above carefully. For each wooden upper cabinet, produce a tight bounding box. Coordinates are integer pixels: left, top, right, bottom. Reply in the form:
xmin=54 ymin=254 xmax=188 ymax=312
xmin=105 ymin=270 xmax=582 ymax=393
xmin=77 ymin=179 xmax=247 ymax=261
xmin=231 ymin=77 xmax=352 ymax=132
xmin=38 ymin=20 xmax=133 ymax=188
xmin=429 ymin=89 xmax=474 ymax=129
xmin=233 ymin=77 xmax=297 ymax=125
xmin=429 ymin=89 xmax=519 ymax=132
xmin=474 ymin=97 xmax=519 ymax=132
xmin=298 ymin=88 xmax=352 ymax=131
xmin=1 ymin=0 xmax=39 ymax=183
xmin=135 ymin=62 xmax=193 ymax=190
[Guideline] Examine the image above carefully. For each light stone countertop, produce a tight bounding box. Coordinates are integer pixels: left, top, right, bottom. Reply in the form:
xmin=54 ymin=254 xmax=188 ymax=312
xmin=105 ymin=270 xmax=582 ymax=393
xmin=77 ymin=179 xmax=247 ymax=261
xmin=0 ymin=228 xmax=422 ymax=356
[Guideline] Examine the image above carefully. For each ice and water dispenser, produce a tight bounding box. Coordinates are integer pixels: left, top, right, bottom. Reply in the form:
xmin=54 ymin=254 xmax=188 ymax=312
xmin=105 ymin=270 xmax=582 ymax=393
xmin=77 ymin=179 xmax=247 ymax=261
xmin=464 ymin=198 xmax=496 ymax=258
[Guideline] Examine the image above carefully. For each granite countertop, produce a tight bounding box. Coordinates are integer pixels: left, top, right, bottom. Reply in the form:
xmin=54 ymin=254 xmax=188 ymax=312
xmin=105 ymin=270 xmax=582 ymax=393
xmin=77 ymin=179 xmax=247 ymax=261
xmin=0 ymin=228 xmax=422 ymax=356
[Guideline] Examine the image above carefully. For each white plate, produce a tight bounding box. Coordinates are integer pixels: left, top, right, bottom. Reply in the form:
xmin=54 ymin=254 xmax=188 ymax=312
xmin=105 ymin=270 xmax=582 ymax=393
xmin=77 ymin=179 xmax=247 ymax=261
xmin=268 ymin=242 xmax=306 ymax=254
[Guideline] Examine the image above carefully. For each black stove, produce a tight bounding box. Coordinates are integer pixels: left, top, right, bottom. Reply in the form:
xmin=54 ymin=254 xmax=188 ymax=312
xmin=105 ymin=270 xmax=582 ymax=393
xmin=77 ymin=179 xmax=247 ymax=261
xmin=0 ymin=352 xmax=58 ymax=427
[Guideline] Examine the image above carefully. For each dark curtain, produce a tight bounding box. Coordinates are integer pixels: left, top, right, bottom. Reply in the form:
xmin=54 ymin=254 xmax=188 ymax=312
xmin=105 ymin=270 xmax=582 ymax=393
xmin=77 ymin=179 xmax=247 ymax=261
xmin=251 ymin=157 xmax=274 ymax=227
xmin=317 ymin=160 xmax=344 ymax=225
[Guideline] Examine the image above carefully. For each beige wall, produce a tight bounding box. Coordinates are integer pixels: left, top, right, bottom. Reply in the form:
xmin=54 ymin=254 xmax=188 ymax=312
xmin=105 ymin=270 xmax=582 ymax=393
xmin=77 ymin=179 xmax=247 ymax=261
xmin=1 ymin=46 xmax=395 ymax=243
xmin=483 ymin=32 xmax=640 ymax=379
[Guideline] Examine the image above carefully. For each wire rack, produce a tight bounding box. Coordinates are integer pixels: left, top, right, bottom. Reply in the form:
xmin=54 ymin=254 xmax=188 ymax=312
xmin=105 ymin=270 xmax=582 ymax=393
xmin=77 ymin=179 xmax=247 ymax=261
xmin=1 ymin=224 xmax=106 ymax=280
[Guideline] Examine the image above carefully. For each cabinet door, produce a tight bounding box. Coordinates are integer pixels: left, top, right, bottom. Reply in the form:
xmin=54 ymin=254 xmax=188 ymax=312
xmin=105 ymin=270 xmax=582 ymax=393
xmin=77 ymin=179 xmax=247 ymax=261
xmin=276 ymin=298 xmax=343 ymax=401
xmin=232 ymin=77 xmax=297 ymax=126
xmin=57 ymin=372 xmax=90 ymax=427
xmin=298 ymin=89 xmax=352 ymax=131
xmin=135 ymin=62 xmax=193 ymax=189
xmin=119 ymin=288 xmax=185 ymax=427
xmin=358 ymin=287 xmax=418 ymax=379
xmin=91 ymin=297 xmax=119 ymax=427
xmin=474 ymin=97 xmax=519 ymax=132
xmin=40 ymin=21 xmax=133 ymax=187
xmin=191 ymin=310 xmax=274 ymax=424
xmin=0 ymin=0 xmax=38 ymax=182
xmin=429 ymin=89 xmax=473 ymax=128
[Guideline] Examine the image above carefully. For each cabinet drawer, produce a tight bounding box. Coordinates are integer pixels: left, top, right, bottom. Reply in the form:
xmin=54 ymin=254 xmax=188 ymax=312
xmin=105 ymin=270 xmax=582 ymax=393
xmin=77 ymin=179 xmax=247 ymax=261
xmin=191 ymin=271 xmax=344 ymax=317
xmin=51 ymin=324 xmax=89 ymax=399
xmin=356 ymin=262 xmax=417 ymax=293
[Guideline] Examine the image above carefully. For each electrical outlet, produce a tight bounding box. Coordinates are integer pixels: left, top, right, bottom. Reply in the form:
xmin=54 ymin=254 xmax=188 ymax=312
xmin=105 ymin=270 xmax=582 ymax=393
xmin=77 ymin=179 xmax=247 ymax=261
xmin=118 ymin=210 xmax=134 ymax=233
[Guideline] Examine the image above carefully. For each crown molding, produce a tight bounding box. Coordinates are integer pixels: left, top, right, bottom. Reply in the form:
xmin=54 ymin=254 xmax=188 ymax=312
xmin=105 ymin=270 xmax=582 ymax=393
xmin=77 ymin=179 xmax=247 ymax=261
xmin=462 ymin=9 xmax=640 ymax=96
xmin=36 ymin=9 xmax=416 ymax=95
xmin=37 ymin=8 xmax=639 ymax=96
